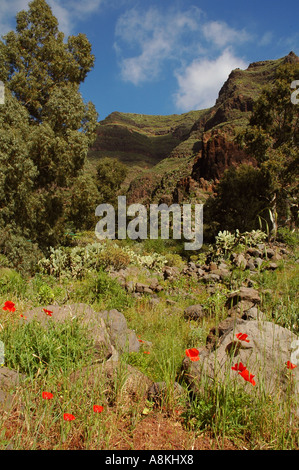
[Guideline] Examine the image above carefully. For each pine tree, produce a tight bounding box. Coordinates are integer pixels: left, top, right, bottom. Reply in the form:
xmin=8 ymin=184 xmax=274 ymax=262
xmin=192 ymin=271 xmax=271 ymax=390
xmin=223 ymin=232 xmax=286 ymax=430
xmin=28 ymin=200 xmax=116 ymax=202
xmin=0 ymin=0 xmax=99 ymax=252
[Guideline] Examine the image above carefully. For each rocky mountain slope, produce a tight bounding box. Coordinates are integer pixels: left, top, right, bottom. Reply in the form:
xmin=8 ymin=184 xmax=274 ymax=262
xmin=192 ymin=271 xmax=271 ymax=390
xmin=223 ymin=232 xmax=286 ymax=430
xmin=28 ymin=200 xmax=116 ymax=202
xmin=88 ymin=52 xmax=299 ymax=205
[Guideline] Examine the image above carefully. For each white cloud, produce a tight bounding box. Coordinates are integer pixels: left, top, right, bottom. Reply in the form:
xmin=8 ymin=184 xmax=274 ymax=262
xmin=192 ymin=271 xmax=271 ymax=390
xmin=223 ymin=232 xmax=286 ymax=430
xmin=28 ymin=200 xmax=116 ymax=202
xmin=259 ymin=31 xmax=273 ymax=46
xmin=114 ymin=6 xmax=202 ymax=85
xmin=115 ymin=7 xmax=251 ymax=110
xmin=174 ymin=48 xmax=248 ymax=111
xmin=0 ymin=0 xmax=105 ymax=37
xmin=202 ymin=20 xmax=252 ymax=48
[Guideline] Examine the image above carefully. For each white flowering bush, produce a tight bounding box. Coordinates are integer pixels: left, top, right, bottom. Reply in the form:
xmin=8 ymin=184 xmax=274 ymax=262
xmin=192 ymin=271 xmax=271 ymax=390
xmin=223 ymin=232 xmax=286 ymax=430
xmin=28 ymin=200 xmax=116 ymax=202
xmin=215 ymin=229 xmax=268 ymax=257
xmin=239 ymin=230 xmax=267 ymax=247
xmin=215 ymin=230 xmax=236 ymax=255
xmin=122 ymin=247 xmax=167 ymax=271
xmin=38 ymin=241 xmax=168 ymax=278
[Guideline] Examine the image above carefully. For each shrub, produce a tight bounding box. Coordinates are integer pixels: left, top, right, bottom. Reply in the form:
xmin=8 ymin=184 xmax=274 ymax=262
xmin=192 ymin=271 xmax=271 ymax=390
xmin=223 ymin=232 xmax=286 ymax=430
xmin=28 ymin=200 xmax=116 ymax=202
xmin=75 ymin=269 xmax=134 ymax=311
xmin=98 ymin=245 xmax=131 ymax=271
xmin=0 ymin=268 xmax=27 ymax=297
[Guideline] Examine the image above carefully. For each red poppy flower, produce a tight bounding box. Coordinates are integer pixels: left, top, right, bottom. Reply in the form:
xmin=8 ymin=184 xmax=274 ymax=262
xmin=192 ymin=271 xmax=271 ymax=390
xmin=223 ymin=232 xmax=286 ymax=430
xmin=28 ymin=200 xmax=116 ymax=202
xmin=20 ymin=314 xmax=27 ymax=319
xmin=236 ymin=333 xmax=250 ymax=343
xmin=231 ymin=362 xmax=247 ymax=372
xmin=42 ymin=392 xmax=53 ymax=400
xmin=239 ymin=368 xmax=256 ymax=386
xmin=63 ymin=413 xmax=75 ymax=421
xmin=43 ymin=308 xmax=53 ymax=316
xmin=138 ymin=339 xmax=145 ymax=343
xmin=185 ymin=348 xmax=200 ymax=362
xmin=93 ymin=405 xmax=104 ymax=413
xmin=286 ymin=361 xmax=297 ymax=370
xmin=143 ymin=351 xmax=150 ymax=354
xmin=2 ymin=301 xmax=16 ymax=312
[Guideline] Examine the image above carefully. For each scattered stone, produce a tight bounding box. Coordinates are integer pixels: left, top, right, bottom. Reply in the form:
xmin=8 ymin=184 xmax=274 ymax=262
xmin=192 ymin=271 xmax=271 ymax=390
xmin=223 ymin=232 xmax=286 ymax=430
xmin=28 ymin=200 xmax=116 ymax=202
xmin=234 ymin=254 xmax=247 ymax=269
xmin=247 ymin=247 xmax=263 ymax=258
xmin=265 ymin=248 xmax=275 ymax=259
xmin=125 ymin=281 xmax=135 ymax=293
xmin=21 ymin=303 xmax=140 ymax=359
xmin=246 ymin=259 xmax=256 ymax=271
xmin=135 ymin=283 xmax=151 ymax=293
xmin=163 ymin=266 xmax=180 ymax=281
xmin=226 ymin=287 xmax=261 ymax=309
xmin=184 ymin=304 xmax=205 ymax=321
xmin=265 ymin=262 xmax=278 ymax=271
xmin=197 ymin=268 xmax=205 ymax=277
xmin=209 ymin=262 xmax=218 ymax=272
xmin=188 ymin=262 xmax=197 ymax=271
xmin=100 ymin=309 xmax=140 ymax=354
xmin=202 ymin=273 xmax=221 ymax=283
xmin=254 ymin=257 xmax=264 ymax=269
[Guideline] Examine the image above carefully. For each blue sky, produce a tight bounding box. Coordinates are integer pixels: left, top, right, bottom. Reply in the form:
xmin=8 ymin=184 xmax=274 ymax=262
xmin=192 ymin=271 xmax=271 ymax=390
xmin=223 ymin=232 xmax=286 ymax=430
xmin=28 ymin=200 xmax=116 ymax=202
xmin=1 ymin=0 xmax=298 ymax=120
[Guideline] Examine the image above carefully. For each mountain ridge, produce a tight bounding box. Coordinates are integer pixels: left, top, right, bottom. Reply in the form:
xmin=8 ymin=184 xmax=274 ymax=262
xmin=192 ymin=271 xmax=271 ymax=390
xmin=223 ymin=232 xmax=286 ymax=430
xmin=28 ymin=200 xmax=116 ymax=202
xmin=88 ymin=51 xmax=298 ymax=205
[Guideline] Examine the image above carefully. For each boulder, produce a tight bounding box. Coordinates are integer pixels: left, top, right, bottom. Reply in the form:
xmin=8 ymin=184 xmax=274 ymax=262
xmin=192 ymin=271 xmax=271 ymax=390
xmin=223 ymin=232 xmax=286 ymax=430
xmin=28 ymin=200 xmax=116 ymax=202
xmin=21 ymin=303 xmax=140 ymax=359
xmin=183 ymin=319 xmax=299 ymax=401
xmin=147 ymin=381 xmax=186 ymax=405
xmin=99 ymin=309 xmax=140 ymax=354
xmin=0 ymin=367 xmax=24 ymax=410
xmin=234 ymin=254 xmax=247 ymax=269
xmin=69 ymin=361 xmax=153 ymax=408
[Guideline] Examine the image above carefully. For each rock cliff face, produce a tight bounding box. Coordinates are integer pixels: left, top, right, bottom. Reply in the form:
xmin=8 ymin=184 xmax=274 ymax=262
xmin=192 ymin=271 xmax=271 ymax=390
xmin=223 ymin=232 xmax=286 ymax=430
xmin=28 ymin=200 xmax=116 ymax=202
xmin=88 ymin=52 xmax=298 ymax=204
xmin=191 ymin=130 xmax=255 ymax=182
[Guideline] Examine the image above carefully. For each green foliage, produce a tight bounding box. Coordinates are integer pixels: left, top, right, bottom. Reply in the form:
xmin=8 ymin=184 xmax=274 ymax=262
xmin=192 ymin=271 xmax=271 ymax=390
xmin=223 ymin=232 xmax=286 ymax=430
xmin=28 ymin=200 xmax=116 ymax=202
xmin=0 ymin=268 xmax=27 ymax=296
xmin=76 ymin=269 xmax=133 ymax=310
xmin=0 ymin=0 xmax=99 ymax=258
xmin=0 ymin=229 xmax=43 ymax=276
xmin=98 ymin=245 xmax=131 ymax=271
xmin=96 ymin=157 xmax=128 ymax=203
xmin=215 ymin=230 xmax=236 ymax=255
xmin=0 ymin=91 xmax=37 ymax=241
xmin=38 ymin=242 xmax=135 ymax=279
xmin=65 ymin=172 xmax=101 ymax=231
xmin=38 ymin=243 xmax=103 ymax=279
xmin=183 ymin=382 xmax=260 ymax=438
xmin=205 ymin=164 xmax=273 ymax=234
xmin=122 ymin=246 xmax=167 ymax=271
xmin=214 ymin=228 xmax=268 ymax=257
xmin=276 ymin=227 xmax=299 ymax=248
xmin=0 ymin=318 xmax=95 ymax=376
